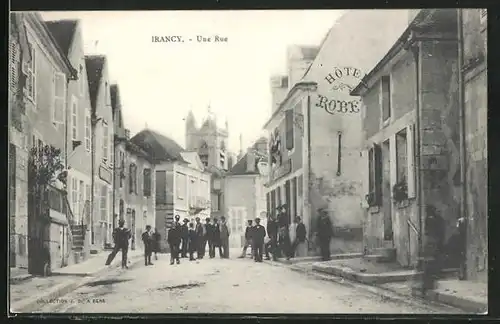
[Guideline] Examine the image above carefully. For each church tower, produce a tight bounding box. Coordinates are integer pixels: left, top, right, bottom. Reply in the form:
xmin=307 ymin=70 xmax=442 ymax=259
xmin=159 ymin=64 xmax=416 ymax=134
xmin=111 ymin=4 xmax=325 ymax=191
xmin=185 ymin=110 xmax=197 ymax=150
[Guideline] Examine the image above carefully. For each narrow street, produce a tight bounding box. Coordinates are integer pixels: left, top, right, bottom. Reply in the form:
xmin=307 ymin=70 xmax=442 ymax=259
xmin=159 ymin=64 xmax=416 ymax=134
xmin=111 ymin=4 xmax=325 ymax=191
xmin=37 ymin=253 xmax=457 ymax=314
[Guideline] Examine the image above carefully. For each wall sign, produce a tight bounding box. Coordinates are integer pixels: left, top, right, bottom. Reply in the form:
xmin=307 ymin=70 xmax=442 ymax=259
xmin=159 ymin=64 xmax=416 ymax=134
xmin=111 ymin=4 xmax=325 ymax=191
xmin=99 ymin=165 xmax=112 ymax=184
xmin=315 ymin=66 xmax=365 ymax=115
xmin=271 ymin=159 xmax=291 ymax=181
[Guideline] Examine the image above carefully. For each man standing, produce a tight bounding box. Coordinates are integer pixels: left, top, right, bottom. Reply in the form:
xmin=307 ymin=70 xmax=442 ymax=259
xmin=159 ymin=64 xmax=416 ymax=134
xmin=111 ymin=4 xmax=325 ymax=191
xmin=212 ymin=218 xmax=221 ymax=258
xmin=317 ymin=208 xmax=333 ymax=261
xmin=152 ymin=228 xmax=161 ymax=260
xmin=290 ymin=216 xmax=307 ymax=258
xmin=195 ymin=217 xmax=205 ymax=259
xmin=141 ymin=225 xmax=154 ymax=266
xmin=219 ymin=216 xmax=231 ymax=259
xmin=265 ymin=212 xmax=278 ymax=261
xmin=205 ymin=218 xmax=215 ymax=258
xmin=287 ymin=217 xmax=298 ymax=260
xmin=180 ymin=218 xmax=189 ymax=258
xmin=252 ymin=217 xmax=266 ymax=262
xmin=168 ymin=220 xmax=182 ymax=265
xmin=188 ymin=222 xmax=198 ymax=261
xmin=239 ymin=220 xmax=254 ymax=258
xmin=105 ymin=219 xmax=132 ymax=269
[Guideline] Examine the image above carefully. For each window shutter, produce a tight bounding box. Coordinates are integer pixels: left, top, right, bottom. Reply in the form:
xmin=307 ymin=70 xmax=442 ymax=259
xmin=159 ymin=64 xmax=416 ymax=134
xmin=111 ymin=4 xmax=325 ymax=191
xmin=373 ymin=143 xmax=382 ymax=205
xmin=285 ymin=109 xmax=294 ymax=150
xmin=389 ymin=135 xmax=397 ymax=190
xmin=9 ymin=39 xmax=20 ymax=90
xmin=53 ymin=72 xmax=66 ymax=123
xmin=407 ymin=124 xmax=416 ymax=198
xmin=361 ymin=149 xmax=370 ymax=208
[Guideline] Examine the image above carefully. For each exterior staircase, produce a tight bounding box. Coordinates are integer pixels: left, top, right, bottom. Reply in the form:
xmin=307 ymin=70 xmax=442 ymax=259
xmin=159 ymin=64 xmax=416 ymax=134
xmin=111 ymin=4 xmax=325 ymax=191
xmin=364 ymin=241 xmax=397 ymax=263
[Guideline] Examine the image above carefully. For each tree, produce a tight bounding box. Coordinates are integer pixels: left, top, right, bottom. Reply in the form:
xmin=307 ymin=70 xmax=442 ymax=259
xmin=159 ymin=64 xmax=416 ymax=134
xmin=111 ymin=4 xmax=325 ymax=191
xmin=27 ymin=144 xmax=65 ymax=275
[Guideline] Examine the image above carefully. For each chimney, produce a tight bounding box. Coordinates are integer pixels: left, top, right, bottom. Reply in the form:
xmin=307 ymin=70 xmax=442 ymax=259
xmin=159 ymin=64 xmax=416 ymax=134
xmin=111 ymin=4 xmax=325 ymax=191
xmin=246 ymin=148 xmax=256 ymax=173
xmin=125 ymin=129 xmax=130 ymax=140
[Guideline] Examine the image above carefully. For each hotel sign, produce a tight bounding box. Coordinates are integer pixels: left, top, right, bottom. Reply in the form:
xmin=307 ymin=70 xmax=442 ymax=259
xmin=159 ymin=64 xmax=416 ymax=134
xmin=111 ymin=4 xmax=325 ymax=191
xmin=271 ymin=159 xmax=291 ymax=182
xmin=99 ymin=165 xmax=112 ymax=184
xmin=315 ymin=66 xmax=364 ymax=115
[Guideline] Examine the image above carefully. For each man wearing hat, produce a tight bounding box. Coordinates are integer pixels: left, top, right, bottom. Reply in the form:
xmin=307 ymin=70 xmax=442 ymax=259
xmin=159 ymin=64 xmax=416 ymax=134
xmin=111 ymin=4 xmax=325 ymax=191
xmin=204 ymin=217 xmax=214 ymax=258
xmin=195 ymin=217 xmax=205 ymax=259
xmin=265 ymin=212 xmax=278 ymax=261
xmin=317 ymin=208 xmax=333 ymax=261
xmin=168 ymin=216 xmax=182 ymax=265
xmin=105 ymin=219 xmax=132 ymax=268
xmin=180 ymin=218 xmax=189 ymax=258
xmin=252 ymin=217 xmax=266 ymax=262
xmin=141 ymin=225 xmax=154 ymax=266
xmin=239 ymin=219 xmax=254 ymax=259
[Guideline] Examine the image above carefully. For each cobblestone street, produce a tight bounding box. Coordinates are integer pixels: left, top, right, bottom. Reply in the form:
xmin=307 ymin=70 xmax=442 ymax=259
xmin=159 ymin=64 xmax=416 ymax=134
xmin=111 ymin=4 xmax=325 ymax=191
xmin=36 ymin=253 xmax=460 ymax=314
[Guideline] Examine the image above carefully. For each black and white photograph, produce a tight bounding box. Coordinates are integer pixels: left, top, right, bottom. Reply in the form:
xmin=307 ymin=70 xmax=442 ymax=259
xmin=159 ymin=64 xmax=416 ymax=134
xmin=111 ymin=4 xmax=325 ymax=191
xmin=8 ymin=9 xmax=488 ymax=315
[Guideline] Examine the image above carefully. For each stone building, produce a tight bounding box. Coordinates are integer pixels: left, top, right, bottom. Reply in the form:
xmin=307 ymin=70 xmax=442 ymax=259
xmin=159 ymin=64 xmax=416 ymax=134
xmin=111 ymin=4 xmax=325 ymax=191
xmin=9 ymin=13 xmax=78 ymax=272
xmin=85 ymin=55 xmax=114 ymax=251
xmin=111 ymin=85 xmax=156 ymax=252
xmin=461 ymin=9 xmax=487 ymax=283
xmin=263 ymin=10 xmax=411 ymax=255
xmin=131 ymin=129 xmax=211 ymax=252
xmin=185 ymin=109 xmax=234 ymax=220
xmin=45 ymin=18 xmax=93 ymax=263
xmin=351 ymin=9 xmax=481 ymax=270
xmin=224 ymin=137 xmax=269 ymax=248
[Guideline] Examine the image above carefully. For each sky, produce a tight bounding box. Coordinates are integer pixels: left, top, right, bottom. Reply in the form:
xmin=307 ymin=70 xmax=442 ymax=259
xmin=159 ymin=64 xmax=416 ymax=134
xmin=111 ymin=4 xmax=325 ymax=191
xmin=40 ymin=10 xmax=344 ymax=153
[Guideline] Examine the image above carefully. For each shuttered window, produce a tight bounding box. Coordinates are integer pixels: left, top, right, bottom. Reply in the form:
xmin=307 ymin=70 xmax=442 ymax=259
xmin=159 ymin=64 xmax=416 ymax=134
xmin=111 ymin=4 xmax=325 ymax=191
xmin=23 ymin=44 xmax=36 ymax=102
xmin=285 ymin=109 xmax=294 ymax=150
xmin=143 ymin=168 xmax=152 ymax=197
xmin=368 ymin=144 xmax=383 ymax=205
xmin=53 ymin=72 xmax=66 ymax=124
xmin=102 ymin=122 xmax=109 ymax=163
xmin=9 ymin=39 xmax=20 ymax=90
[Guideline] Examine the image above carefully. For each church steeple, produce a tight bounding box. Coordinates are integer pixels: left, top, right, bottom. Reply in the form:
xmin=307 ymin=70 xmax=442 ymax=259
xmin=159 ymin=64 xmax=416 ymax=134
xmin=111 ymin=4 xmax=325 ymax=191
xmin=186 ymin=110 xmax=196 ymax=129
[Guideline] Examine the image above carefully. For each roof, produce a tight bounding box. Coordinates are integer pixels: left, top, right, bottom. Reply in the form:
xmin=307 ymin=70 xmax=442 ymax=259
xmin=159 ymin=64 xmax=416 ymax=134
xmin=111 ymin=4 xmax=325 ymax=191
xmin=85 ymin=55 xmax=106 ymax=112
xmin=130 ymin=129 xmax=186 ymax=163
xmin=180 ymin=152 xmax=204 ymax=171
xmin=125 ymin=141 xmax=153 ymax=163
xmin=227 ymin=151 xmax=267 ymax=176
xmin=44 ymin=20 xmax=77 ymax=56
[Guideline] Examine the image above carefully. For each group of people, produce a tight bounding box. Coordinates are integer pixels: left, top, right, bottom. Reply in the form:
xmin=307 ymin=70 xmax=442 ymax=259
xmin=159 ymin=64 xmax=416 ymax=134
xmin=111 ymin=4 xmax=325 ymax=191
xmin=166 ymin=214 xmax=232 ymax=265
xmin=106 ymin=204 xmax=335 ymax=269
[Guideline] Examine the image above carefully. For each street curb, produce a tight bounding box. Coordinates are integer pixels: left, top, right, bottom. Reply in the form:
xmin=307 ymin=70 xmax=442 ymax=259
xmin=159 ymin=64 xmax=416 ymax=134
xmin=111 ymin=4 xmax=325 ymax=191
xmin=263 ymin=260 xmax=464 ymax=313
xmin=10 ymin=274 xmax=34 ymax=284
xmin=10 ymin=254 xmax=144 ymax=313
xmin=275 ymin=253 xmax=363 ymax=265
xmin=426 ymin=290 xmax=487 ymax=314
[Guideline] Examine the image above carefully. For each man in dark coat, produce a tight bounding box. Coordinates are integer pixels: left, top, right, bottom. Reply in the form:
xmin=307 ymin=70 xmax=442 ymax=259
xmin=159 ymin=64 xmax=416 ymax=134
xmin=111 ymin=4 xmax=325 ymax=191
xmin=317 ymin=208 xmax=333 ymax=261
xmin=212 ymin=218 xmax=221 ymax=257
xmin=180 ymin=218 xmax=189 ymax=258
xmin=168 ymin=221 xmax=182 ymax=265
xmin=219 ymin=216 xmax=231 ymax=258
xmin=105 ymin=219 xmax=132 ymax=268
xmin=289 ymin=216 xmax=307 ymax=258
xmin=265 ymin=212 xmax=278 ymax=261
xmin=252 ymin=217 xmax=266 ymax=262
xmin=205 ymin=218 xmax=215 ymax=258
xmin=141 ymin=225 xmax=154 ymax=266
xmin=152 ymin=228 xmax=161 ymax=260
xmin=195 ymin=217 xmax=205 ymax=259
xmin=188 ymin=222 xmax=198 ymax=261
xmin=239 ymin=220 xmax=254 ymax=258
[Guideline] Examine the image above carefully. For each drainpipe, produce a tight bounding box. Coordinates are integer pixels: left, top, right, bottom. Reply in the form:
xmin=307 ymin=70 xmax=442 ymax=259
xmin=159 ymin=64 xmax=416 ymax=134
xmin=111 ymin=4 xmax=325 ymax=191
xmin=305 ymin=93 xmax=312 ymax=245
xmin=457 ymin=8 xmax=468 ymax=280
xmin=90 ymin=115 xmax=103 ymax=246
xmin=407 ymin=31 xmax=424 ymax=267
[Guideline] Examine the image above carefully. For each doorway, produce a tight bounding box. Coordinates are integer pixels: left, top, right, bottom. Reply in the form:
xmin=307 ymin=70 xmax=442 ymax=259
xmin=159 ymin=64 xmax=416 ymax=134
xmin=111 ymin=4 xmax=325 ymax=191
xmin=382 ymin=140 xmax=394 ymax=244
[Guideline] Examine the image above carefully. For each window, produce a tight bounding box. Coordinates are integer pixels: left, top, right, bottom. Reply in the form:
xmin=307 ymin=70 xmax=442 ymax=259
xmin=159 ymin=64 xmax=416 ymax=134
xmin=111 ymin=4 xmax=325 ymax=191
xmin=23 ymin=44 xmax=36 ymax=102
xmin=85 ymin=111 xmax=91 ymax=151
xmin=9 ymin=39 xmax=20 ymax=90
xmin=71 ymin=178 xmax=78 ymax=216
xmin=102 ymin=122 xmax=108 ymax=162
xmin=176 ymin=172 xmax=186 ymax=199
xmin=189 ymin=178 xmax=196 ymax=206
xmin=368 ymin=144 xmax=383 ymax=205
xmin=143 ymin=168 xmax=152 ymax=197
xmin=129 ymin=163 xmax=137 ymax=194
xmin=100 ymin=185 xmax=107 ymax=221
xmin=381 ymin=75 xmax=391 ymax=122
xmin=285 ymin=109 xmax=294 ymax=151
xmin=396 ymin=129 xmax=408 ymax=184
xmin=155 ymin=170 xmax=167 ymax=204
xmin=79 ymin=63 xmax=85 ymax=95
xmin=52 ymin=72 xmax=66 ymax=125
xmin=71 ymin=96 xmax=78 ymax=139
xmin=119 ymin=152 xmax=125 ymax=188
xmin=211 ymin=192 xmax=220 ymax=211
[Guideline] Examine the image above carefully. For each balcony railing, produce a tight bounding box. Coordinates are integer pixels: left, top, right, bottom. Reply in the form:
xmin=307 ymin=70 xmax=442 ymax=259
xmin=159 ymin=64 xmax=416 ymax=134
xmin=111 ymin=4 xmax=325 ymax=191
xmin=188 ymin=196 xmax=210 ymax=215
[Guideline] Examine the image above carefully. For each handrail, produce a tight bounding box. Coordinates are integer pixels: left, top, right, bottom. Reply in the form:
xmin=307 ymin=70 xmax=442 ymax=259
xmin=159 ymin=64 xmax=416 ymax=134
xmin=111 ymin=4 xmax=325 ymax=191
xmin=407 ymin=218 xmax=420 ymax=236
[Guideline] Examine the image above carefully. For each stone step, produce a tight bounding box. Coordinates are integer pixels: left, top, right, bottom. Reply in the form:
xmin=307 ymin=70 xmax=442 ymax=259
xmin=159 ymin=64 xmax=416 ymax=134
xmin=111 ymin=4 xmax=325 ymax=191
xmin=372 ymin=247 xmax=397 ymax=261
xmin=72 ymin=246 xmax=84 ymax=251
xmin=363 ymin=254 xmax=394 ymax=263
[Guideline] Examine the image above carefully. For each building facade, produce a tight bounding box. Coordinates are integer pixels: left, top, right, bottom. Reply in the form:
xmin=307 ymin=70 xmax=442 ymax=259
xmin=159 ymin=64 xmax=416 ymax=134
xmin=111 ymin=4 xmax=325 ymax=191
xmin=131 ymin=129 xmax=211 ymax=252
xmin=45 ymin=19 xmax=93 ymax=261
xmin=351 ymin=9 xmax=469 ymax=269
xmin=85 ymin=55 xmax=114 ymax=251
xmin=9 ymin=13 xmax=78 ymax=272
xmin=224 ymin=138 xmax=269 ymax=248
xmin=461 ymin=9 xmax=487 ymax=283
xmin=185 ymin=110 xmax=233 ymax=220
